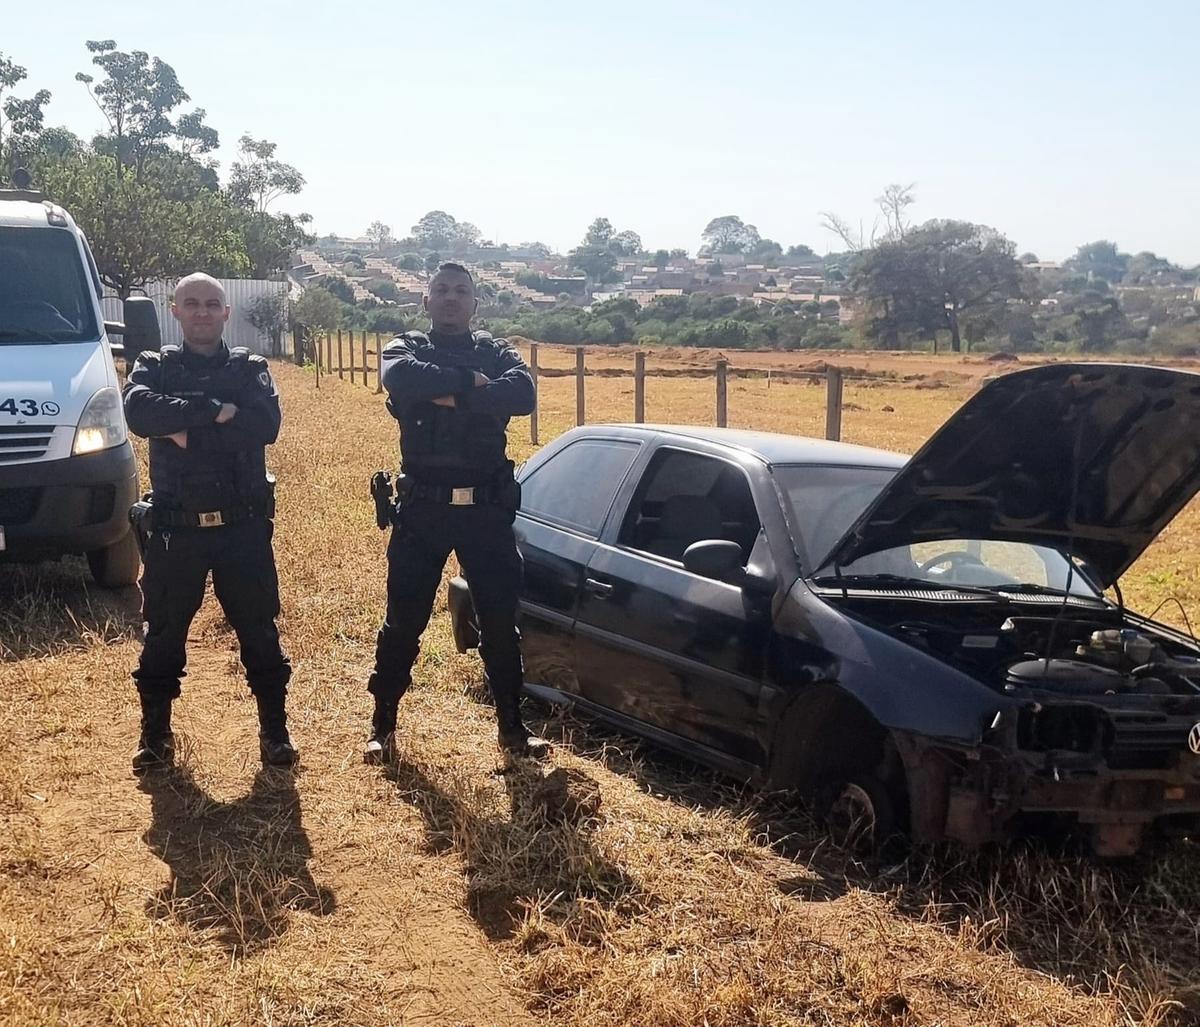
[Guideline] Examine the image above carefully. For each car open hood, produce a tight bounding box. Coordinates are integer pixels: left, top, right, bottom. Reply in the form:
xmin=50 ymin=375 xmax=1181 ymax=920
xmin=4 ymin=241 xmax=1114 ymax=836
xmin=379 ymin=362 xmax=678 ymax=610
xmin=822 ymin=363 xmax=1200 ymax=589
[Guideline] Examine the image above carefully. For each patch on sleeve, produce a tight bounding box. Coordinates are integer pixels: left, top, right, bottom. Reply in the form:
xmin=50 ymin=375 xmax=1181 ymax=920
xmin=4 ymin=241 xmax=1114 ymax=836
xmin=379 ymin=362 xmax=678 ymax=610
xmin=258 ymin=370 xmax=272 ymax=389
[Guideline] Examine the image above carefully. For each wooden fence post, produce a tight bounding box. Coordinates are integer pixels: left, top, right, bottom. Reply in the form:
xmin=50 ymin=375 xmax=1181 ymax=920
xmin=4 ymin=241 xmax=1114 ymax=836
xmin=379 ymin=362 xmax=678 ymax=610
xmin=312 ymin=330 xmax=319 ymax=389
xmin=716 ymin=360 xmax=728 ymax=428
xmin=530 ymin=343 xmax=539 ymax=445
xmin=348 ymin=330 xmax=357 ymax=384
xmin=575 ymin=346 xmax=585 ymax=426
xmin=324 ymin=333 xmax=331 ymax=375
xmin=375 ymin=333 xmax=383 ymax=394
xmin=825 ymin=366 xmax=844 ymax=441
xmin=634 ymin=351 xmax=645 ymax=423
xmin=337 ymin=330 xmax=344 ymax=380
xmin=360 ymin=331 xmax=368 ymax=387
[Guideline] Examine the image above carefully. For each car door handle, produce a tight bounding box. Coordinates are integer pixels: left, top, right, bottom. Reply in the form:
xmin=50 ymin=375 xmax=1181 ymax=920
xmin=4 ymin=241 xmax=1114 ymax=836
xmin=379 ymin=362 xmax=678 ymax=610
xmin=584 ymin=577 xmax=614 ymax=598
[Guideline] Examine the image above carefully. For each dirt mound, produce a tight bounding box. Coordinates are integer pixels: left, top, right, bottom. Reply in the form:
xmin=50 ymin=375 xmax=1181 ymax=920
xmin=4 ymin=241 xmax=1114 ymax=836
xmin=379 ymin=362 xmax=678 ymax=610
xmin=985 ymin=351 xmax=1020 ymax=363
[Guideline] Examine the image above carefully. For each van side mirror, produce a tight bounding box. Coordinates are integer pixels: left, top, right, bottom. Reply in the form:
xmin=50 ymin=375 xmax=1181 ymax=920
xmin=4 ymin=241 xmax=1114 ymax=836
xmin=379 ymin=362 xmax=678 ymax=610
xmin=122 ymin=297 xmax=161 ymax=355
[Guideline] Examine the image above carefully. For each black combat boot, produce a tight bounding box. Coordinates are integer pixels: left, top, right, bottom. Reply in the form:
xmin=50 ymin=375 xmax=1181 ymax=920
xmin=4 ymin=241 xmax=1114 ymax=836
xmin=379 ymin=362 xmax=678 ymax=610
xmin=132 ymin=695 xmax=175 ymax=774
xmin=255 ymin=691 xmax=299 ymax=767
xmin=363 ymin=696 xmax=398 ymax=765
xmin=496 ymin=696 xmax=551 ymax=759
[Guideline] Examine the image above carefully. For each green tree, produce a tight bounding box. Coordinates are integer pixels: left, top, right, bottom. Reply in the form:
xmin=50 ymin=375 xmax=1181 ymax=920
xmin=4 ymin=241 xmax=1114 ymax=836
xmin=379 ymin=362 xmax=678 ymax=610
xmin=316 ymin=274 xmax=354 ymax=304
xmin=245 ymin=291 xmax=289 ymax=356
xmin=1065 ymin=240 xmax=1129 ymax=284
xmin=702 ymin=215 xmax=760 ymax=254
xmin=292 ymin=285 xmax=343 ymax=334
xmin=569 ymin=219 xmax=620 ymax=284
xmin=75 ymin=40 xmax=216 ymax=180
xmin=748 ymin=238 xmax=783 ymax=262
xmin=853 ymin=220 xmax=1024 ymax=352
xmin=366 ymin=220 xmax=393 ymax=251
xmin=786 ymin=243 xmax=816 ymax=260
xmin=651 ymin=248 xmax=670 ymax=268
xmin=610 ymin=229 xmax=642 ymax=256
xmin=229 ymin=135 xmax=304 ymax=212
xmin=0 ymin=52 xmax=51 ymax=177
xmin=584 ymin=217 xmax=614 ymax=247
xmin=39 ymin=152 xmax=248 ymax=297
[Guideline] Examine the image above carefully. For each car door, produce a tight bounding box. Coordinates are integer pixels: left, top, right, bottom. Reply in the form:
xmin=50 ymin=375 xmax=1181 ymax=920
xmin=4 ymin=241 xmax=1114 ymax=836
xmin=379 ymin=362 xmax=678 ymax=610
xmin=574 ymin=445 xmax=774 ymax=770
xmin=513 ymin=434 xmax=643 ymax=698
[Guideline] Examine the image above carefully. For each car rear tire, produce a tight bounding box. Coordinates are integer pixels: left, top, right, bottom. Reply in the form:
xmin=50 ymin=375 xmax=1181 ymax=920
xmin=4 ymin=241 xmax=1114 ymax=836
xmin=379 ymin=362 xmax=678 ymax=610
xmin=87 ymin=529 xmax=140 ymax=588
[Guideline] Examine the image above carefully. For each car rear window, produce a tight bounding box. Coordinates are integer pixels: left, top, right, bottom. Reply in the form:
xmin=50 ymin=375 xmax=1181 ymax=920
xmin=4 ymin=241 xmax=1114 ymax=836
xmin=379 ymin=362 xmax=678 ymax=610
xmin=520 ymin=438 xmax=641 ymax=536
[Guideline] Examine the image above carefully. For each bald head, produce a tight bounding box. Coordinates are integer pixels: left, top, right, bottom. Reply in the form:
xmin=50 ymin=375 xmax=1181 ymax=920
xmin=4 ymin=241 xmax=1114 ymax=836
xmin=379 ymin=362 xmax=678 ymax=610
xmin=174 ymin=272 xmax=227 ymax=305
xmin=171 ymin=272 xmax=230 ymax=353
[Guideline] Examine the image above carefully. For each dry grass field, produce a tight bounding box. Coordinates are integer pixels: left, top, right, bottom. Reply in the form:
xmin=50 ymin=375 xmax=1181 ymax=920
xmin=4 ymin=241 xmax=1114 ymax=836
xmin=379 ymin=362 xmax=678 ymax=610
xmin=2 ymin=349 xmax=1199 ymax=1026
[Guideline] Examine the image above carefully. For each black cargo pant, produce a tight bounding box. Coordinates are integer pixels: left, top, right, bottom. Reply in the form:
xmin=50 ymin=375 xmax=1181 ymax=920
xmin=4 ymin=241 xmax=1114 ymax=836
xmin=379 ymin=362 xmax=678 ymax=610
xmin=133 ymin=517 xmax=291 ymax=701
xmin=368 ymin=499 xmax=523 ymax=720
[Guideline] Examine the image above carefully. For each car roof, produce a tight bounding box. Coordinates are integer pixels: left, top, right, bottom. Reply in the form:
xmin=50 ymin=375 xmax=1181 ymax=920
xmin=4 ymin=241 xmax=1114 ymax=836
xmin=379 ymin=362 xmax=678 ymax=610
xmin=0 ymin=197 xmax=76 ymax=229
xmin=596 ymin=423 xmax=908 ymax=468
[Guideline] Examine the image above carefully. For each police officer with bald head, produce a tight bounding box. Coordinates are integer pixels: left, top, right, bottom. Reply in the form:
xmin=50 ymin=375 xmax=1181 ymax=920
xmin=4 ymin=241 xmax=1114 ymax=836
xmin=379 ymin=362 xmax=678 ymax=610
xmin=123 ymin=273 xmax=297 ymax=774
xmin=365 ymin=262 xmax=545 ymax=762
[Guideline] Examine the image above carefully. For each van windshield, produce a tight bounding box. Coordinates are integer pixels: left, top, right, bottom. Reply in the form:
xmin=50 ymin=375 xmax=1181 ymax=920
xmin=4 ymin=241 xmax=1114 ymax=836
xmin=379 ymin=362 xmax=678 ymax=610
xmin=0 ymin=226 xmax=99 ymax=344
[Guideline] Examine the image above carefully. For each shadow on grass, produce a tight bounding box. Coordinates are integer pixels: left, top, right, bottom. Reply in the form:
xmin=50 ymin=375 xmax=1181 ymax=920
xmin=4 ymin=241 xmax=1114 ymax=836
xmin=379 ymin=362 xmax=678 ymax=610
xmin=504 ymin=692 xmax=1200 ymax=1014
xmin=0 ymin=559 xmax=141 ymax=661
xmin=139 ymin=765 xmax=336 ymax=956
xmin=385 ymin=752 xmax=639 ymax=942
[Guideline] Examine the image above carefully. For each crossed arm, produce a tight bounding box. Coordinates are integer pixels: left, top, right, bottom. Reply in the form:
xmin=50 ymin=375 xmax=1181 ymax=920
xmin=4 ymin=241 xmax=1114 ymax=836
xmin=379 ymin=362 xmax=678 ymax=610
xmin=123 ymin=355 xmax=281 ymax=449
xmin=380 ymin=339 xmax=535 ymax=416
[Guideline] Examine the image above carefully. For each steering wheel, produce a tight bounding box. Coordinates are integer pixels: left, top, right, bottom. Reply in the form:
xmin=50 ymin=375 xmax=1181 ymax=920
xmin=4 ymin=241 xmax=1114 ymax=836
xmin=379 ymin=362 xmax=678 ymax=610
xmin=5 ymin=300 xmax=75 ymax=331
xmin=919 ymin=550 xmax=989 ymax=574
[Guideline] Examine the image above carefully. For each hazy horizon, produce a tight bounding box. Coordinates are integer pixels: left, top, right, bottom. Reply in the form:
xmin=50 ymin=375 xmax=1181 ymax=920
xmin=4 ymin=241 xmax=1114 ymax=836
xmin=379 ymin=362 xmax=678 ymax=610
xmin=7 ymin=0 xmax=1198 ymax=264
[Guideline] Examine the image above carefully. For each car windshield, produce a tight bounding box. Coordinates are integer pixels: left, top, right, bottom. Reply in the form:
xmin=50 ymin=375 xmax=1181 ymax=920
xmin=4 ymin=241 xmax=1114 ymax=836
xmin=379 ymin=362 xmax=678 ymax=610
xmin=773 ymin=463 xmax=1103 ymax=597
xmin=773 ymin=464 xmax=897 ymax=569
xmin=0 ymin=226 xmax=99 ymax=344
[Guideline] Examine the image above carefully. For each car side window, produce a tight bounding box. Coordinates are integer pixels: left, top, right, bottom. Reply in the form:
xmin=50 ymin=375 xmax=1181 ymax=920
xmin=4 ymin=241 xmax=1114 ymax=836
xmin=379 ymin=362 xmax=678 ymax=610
xmin=520 ymin=439 xmax=641 ymax=536
xmin=619 ymin=449 xmax=762 ymax=564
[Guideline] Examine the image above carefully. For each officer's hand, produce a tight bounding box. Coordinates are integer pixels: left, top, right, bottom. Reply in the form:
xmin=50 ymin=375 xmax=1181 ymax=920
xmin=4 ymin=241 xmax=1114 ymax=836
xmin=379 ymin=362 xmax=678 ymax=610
xmin=166 ymin=430 xmax=188 ymax=449
xmin=472 ymin=371 xmax=489 ymax=387
xmin=215 ymin=403 xmax=239 ymax=424
xmin=431 ymin=395 xmax=456 ymax=407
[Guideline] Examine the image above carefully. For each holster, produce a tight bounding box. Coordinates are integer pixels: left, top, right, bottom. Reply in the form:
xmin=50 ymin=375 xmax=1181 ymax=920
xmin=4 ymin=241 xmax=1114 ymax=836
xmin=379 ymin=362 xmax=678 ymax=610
xmin=370 ymin=471 xmax=396 ymax=531
xmin=129 ymin=494 xmax=155 ymax=556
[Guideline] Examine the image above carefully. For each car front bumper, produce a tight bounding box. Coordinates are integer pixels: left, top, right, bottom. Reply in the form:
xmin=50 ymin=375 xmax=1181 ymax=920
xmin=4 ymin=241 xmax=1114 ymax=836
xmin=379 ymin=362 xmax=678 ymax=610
xmin=901 ymin=734 xmax=1200 ymax=857
xmin=0 ymin=443 xmax=139 ymax=561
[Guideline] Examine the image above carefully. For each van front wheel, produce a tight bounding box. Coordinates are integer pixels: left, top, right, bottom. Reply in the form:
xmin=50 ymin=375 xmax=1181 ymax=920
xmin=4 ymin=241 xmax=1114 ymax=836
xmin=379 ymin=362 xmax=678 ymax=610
xmin=87 ymin=530 xmax=141 ymax=588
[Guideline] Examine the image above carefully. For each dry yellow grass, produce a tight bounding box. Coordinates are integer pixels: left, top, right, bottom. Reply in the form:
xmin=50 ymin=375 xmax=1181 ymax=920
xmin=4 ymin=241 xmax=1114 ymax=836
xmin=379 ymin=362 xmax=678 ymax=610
xmin=1 ymin=352 xmax=1198 ymax=1026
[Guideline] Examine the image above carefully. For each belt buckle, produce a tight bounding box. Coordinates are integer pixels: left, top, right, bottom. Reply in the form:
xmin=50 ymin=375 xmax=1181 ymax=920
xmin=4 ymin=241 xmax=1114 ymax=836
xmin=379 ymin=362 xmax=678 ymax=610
xmin=197 ymin=510 xmax=224 ymax=527
xmin=449 ymin=487 xmax=475 ymax=506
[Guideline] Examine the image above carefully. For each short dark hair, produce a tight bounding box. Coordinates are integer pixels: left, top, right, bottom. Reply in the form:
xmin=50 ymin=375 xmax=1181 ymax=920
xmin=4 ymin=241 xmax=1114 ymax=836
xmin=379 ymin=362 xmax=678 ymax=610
xmin=435 ymin=261 xmax=472 ymax=280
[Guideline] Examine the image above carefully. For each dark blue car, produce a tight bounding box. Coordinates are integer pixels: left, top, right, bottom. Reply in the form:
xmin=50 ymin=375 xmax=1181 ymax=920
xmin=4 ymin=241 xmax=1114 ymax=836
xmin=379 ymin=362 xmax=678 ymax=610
xmin=449 ymin=363 xmax=1200 ymax=856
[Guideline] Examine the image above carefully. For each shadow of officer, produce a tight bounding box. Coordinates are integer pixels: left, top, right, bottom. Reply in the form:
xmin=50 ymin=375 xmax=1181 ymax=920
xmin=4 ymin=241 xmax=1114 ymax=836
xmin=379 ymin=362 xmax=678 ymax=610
xmin=139 ymin=765 xmax=335 ymax=954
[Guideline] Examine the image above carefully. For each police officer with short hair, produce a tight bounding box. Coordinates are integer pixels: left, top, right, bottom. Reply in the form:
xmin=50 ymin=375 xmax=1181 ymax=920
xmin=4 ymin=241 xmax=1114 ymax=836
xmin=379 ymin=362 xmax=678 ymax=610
xmin=365 ymin=262 xmax=544 ymax=762
xmin=123 ymin=272 xmax=297 ymax=773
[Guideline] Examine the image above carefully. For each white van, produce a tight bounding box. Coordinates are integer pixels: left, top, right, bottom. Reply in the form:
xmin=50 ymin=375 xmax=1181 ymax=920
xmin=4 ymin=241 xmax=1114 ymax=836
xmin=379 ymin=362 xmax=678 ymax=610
xmin=0 ymin=181 xmax=160 ymax=587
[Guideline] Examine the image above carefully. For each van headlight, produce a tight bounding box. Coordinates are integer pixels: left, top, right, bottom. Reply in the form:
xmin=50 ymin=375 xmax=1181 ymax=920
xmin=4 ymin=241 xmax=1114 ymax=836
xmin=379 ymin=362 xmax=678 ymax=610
xmin=72 ymin=387 xmax=127 ymax=455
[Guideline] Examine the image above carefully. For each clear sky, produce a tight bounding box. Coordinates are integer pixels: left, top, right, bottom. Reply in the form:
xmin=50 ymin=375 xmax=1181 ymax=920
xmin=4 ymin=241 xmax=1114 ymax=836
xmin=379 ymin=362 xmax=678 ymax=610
xmin=7 ymin=0 xmax=1199 ymax=263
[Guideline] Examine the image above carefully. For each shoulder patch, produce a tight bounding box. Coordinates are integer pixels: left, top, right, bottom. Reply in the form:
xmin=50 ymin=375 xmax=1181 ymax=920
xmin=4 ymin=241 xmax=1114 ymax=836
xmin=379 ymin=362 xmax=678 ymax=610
xmin=257 ymin=369 xmax=272 ymax=389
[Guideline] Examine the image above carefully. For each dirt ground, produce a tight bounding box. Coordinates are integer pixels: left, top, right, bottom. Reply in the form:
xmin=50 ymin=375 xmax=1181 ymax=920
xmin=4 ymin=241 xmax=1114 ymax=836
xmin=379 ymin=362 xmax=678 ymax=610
xmin=2 ymin=357 xmax=1198 ymax=1026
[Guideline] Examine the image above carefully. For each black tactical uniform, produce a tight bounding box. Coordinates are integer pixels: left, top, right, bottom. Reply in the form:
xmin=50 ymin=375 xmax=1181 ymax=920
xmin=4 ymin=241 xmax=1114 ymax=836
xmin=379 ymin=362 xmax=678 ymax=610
xmin=123 ymin=342 xmax=297 ymax=771
xmin=366 ymin=329 xmax=539 ymax=759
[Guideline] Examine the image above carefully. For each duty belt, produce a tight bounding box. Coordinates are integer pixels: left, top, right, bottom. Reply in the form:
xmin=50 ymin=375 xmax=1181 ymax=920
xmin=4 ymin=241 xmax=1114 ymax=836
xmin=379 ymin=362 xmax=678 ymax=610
xmin=151 ymin=503 xmax=272 ymax=528
xmin=408 ymin=480 xmax=504 ymax=506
